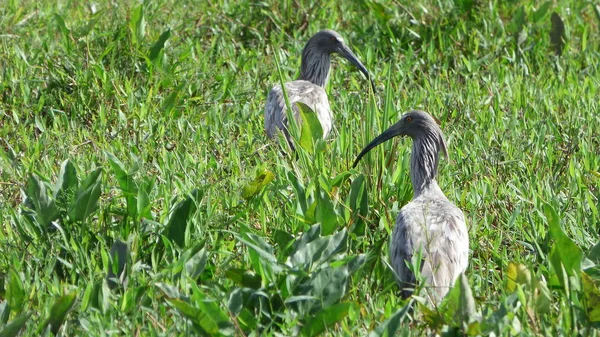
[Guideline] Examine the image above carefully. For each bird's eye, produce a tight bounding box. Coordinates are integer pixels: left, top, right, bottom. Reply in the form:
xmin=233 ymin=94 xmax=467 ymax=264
xmin=405 ymin=116 xmax=413 ymax=122
xmin=330 ymin=37 xmax=338 ymax=42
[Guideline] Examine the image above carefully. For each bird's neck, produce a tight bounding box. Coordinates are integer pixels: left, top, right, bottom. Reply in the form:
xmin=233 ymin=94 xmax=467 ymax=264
xmin=298 ymin=48 xmax=331 ymax=87
xmin=410 ymin=135 xmax=442 ymax=197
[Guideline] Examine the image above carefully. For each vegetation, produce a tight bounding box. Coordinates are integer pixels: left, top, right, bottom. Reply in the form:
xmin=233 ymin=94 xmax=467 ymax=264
xmin=1 ymin=0 xmax=599 ymax=335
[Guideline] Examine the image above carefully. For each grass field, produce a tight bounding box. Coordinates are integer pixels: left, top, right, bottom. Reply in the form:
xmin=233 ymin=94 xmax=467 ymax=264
xmin=1 ymin=0 xmax=600 ymax=335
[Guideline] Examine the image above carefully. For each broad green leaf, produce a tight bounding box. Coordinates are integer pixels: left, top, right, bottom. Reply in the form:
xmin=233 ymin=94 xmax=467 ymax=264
xmin=53 ymin=13 xmax=70 ymax=35
xmin=156 ymin=282 xmax=182 ymax=299
xmin=300 ymin=302 xmax=354 ymax=337
xmin=292 ymin=224 xmax=322 ymax=252
xmin=99 ymin=281 xmax=111 ymax=313
xmin=53 ymin=160 xmax=78 ymax=204
xmin=282 ymin=255 xmax=366 ymax=316
xmin=6 ymin=270 xmax=25 ymax=314
xmin=76 ymin=13 xmax=101 ymax=38
xmin=295 ymin=255 xmax=365 ymax=313
xmin=506 ymin=262 xmax=531 ymax=293
xmin=69 ymin=168 xmax=102 ymax=222
xmin=344 ymin=254 xmax=367 ymax=274
xmin=37 ymin=292 xmax=77 ymax=334
xmin=532 ymin=1 xmax=552 ymax=23
xmin=80 ymin=280 xmax=95 ymax=311
xmin=368 ymin=303 xmax=411 ymax=337
xmin=454 ymin=274 xmax=480 ymax=332
xmin=149 ymin=29 xmax=171 ymax=62
xmin=22 ymin=174 xmax=59 ymax=230
xmin=546 ymin=203 xmax=583 ymax=286
xmin=535 ymin=278 xmax=551 ymax=315
xmin=53 ymin=13 xmax=70 ymax=50
xmin=0 ymin=312 xmax=31 ymax=337
xmin=167 ymin=295 xmax=233 ymax=336
xmin=453 ymin=0 xmax=475 ymax=13
xmin=349 ymin=174 xmax=368 ymax=236
xmin=273 ymin=229 xmax=294 ymax=255
xmin=242 ymin=233 xmax=276 ymax=261
xmin=129 ymin=4 xmax=145 ymax=46
xmin=306 ymin=200 xmax=317 ymax=223
xmin=224 ymin=268 xmax=261 ymax=289
xmin=136 ymin=178 xmax=152 ymax=220
xmin=509 ymin=6 xmax=526 ymax=34
xmin=236 ymin=308 xmax=258 ymax=331
xmin=176 ymin=241 xmax=205 ymax=276
xmin=0 ymin=301 xmax=8 ymax=324
xmin=331 ymin=171 xmax=352 ymax=188
xmin=586 ymin=191 xmax=599 ymax=219
xmin=241 ymin=169 xmax=275 ymax=200
xmin=478 ymin=295 xmax=517 ymax=335
xmin=185 ymin=247 xmax=208 ymax=280
xmin=442 ymin=274 xmax=480 ymax=333
xmin=288 ymin=229 xmax=347 ymax=271
xmin=0 ymin=140 xmax=18 ymax=166
xmin=106 ymin=152 xmax=138 ymax=218
xmin=106 ymin=239 xmax=128 ymax=289
xmin=288 ymin=171 xmax=308 ymax=214
xmin=236 ymin=232 xmax=282 ymax=275
xmin=582 ymin=272 xmax=600 ymax=322
xmin=316 ymin=187 xmax=337 ymax=236
xmin=297 ymin=102 xmax=323 ymax=154
xmin=164 ymin=189 xmax=202 ymax=248
xmin=162 ymin=83 xmax=185 ymax=117
xmin=227 ymin=288 xmax=244 ymax=315
xmin=167 ymin=299 xmax=215 ymax=335
xmin=588 ymin=240 xmax=600 ymax=264
xmin=296 ymin=266 xmax=350 ymax=313
xmin=120 ymin=285 xmax=145 ymax=314
xmin=248 ymin=245 xmax=273 ymax=284
xmin=76 ymin=167 xmax=102 ymax=194
xmin=190 ymin=283 xmax=234 ymax=335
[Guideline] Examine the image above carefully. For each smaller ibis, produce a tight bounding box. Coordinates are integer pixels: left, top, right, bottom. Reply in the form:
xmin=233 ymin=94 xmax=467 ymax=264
xmin=353 ymin=110 xmax=469 ymax=304
xmin=264 ymin=30 xmax=374 ymax=150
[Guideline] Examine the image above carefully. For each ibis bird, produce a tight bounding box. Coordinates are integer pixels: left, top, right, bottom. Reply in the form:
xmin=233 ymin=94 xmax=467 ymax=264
xmin=264 ymin=30 xmax=374 ymax=150
xmin=353 ymin=110 xmax=469 ymax=304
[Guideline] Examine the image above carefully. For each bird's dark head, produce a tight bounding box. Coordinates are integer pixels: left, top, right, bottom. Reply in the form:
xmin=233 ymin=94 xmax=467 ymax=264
xmin=310 ymin=30 xmax=346 ymax=54
xmin=389 ymin=110 xmax=444 ymax=139
xmin=304 ymin=30 xmax=375 ymax=92
xmin=352 ymin=110 xmax=448 ymax=167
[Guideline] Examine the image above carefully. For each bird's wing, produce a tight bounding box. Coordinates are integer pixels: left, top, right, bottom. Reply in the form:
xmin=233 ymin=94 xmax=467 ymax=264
xmin=264 ymin=85 xmax=288 ymax=139
xmin=264 ymin=81 xmax=331 ymax=140
xmin=390 ymin=212 xmax=418 ymax=299
xmin=419 ymin=209 xmax=468 ymax=302
xmin=295 ymin=87 xmax=332 ymax=138
xmin=391 ymin=201 xmax=469 ymax=302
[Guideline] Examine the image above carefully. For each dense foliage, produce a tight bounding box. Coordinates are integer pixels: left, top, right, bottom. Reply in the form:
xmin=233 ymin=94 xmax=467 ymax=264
xmin=1 ymin=0 xmax=599 ymax=335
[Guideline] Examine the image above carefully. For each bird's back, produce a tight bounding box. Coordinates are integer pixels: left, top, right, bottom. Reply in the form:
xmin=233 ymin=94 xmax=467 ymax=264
xmin=390 ymin=186 xmax=469 ymax=303
xmin=264 ymin=80 xmax=332 ymax=143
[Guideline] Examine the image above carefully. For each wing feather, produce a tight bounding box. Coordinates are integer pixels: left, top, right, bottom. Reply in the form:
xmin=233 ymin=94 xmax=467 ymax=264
xmin=390 ymin=199 xmax=469 ymax=303
xmin=264 ymin=80 xmax=331 ymax=146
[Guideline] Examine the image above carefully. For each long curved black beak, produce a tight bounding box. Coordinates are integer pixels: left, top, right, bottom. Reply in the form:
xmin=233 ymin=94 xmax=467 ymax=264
xmin=338 ymin=45 xmax=376 ymax=94
xmin=352 ymin=122 xmax=403 ymax=168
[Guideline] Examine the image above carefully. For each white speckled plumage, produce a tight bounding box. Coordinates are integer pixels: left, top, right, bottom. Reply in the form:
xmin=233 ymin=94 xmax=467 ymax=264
xmin=353 ymin=110 xmax=469 ymax=304
xmin=264 ymin=81 xmax=332 ymax=141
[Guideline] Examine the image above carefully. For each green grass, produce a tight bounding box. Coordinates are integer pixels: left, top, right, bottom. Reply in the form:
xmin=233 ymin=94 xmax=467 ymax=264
xmin=1 ymin=0 xmax=600 ymax=335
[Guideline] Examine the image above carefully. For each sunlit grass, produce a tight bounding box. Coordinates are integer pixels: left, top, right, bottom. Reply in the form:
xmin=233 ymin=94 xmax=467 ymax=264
xmin=1 ymin=0 xmax=600 ymax=335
